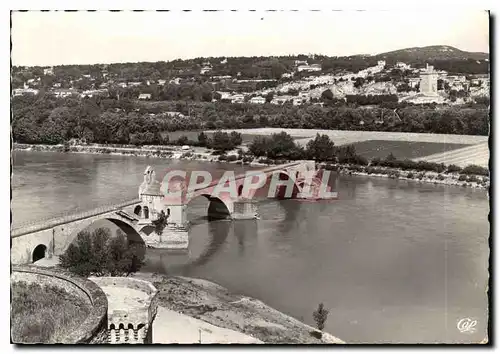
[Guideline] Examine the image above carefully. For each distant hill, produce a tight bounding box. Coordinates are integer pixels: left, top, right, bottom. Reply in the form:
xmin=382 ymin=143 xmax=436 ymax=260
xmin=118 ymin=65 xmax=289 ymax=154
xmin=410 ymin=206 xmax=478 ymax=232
xmin=373 ymin=45 xmax=489 ymax=62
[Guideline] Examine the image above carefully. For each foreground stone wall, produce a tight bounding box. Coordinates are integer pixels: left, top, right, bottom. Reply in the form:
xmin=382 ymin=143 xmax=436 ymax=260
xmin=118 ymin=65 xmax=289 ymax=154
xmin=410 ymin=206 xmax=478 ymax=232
xmin=89 ymin=277 xmax=159 ymax=344
xmin=11 ymin=265 xmax=108 ymax=344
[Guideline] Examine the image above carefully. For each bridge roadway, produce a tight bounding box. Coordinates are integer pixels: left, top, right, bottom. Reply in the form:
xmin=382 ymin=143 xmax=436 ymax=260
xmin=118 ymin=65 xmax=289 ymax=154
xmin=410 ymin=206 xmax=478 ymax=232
xmin=11 ymin=199 xmax=142 ymax=238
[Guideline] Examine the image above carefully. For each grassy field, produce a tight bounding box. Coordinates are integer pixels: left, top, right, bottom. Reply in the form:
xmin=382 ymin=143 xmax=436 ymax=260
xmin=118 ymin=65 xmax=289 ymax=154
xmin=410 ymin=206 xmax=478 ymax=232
xmin=213 ymin=128 xmax=488 ymax=167
xmin=11 ymin=281 xmax=91 ymax=344
xmin=213 ymin=128 xmax=488 ymax=146
xmin=350 ymin=140 xmax=472 ymax=160
xmin=163 ymin=130 xmax=309 ymax=144
xmin=414 ymin=142 xmax=489 ymax=168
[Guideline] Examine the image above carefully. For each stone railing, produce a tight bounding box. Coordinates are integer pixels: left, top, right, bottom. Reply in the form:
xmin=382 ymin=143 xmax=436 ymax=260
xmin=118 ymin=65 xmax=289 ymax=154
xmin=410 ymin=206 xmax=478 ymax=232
xmin=11 ymin=265 xmax=108 ymax=344
xmin=11 ymin=198 xmax=141 ymax=238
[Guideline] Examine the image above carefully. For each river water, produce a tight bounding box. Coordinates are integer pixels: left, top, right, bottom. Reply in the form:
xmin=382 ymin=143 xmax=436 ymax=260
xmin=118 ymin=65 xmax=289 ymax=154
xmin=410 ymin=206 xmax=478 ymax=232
xmin=11 ymin=150 xmax=490 ymax=343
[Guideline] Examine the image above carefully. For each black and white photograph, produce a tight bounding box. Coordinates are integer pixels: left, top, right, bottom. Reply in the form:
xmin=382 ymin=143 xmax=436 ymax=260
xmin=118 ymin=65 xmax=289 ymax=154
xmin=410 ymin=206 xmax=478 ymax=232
xmin=8 ymin=9 xmax=491 ymax=345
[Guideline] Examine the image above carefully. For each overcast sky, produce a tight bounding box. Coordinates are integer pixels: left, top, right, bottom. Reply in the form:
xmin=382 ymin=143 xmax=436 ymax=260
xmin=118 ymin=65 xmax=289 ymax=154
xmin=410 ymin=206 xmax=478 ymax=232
xmin=11 ymin=10 xmax=490 ymax=66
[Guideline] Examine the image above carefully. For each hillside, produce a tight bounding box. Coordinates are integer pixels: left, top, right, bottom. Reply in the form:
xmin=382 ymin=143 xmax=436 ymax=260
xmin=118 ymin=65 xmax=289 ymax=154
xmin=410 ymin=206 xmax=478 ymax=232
xmin=374 ymin=45 xmax=489 ymax=62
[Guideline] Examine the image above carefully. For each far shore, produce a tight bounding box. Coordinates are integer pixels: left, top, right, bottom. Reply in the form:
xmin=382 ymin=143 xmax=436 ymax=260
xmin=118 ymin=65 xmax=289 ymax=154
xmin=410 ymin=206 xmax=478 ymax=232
xmin=13 ymin=142 xmax=489 ymax=191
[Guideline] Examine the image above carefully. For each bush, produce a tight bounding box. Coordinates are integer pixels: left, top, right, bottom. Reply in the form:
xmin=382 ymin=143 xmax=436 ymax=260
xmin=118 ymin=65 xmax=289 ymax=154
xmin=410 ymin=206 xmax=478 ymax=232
xmin=461 ymin=165 xmax=489 ymax=176
xmin=310 ymin=330 xmax=323 ymax=339
xmin=436 ymin=174 xmax=445 ymax=181
xmin=467 ymin=175 xmax=478 ymax=183
xmin=226 ymin=155 xmax=238 ymax=162
xmin=59 ymin=228 xmax=144 ymax=277
xmin=458 ymin=174 xmax=468 ymax=181
xmin=218 ymin=154 xmax=228 ymax=161
xmin=407 ymin=172 xmax=414 ymax=179
xmin=446 ymin=164 xmax=462 ymax=173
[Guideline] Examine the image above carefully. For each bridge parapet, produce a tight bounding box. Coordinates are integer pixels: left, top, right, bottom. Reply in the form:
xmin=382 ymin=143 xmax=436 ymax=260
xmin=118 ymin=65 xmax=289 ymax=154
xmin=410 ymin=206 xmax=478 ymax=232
xmin=11 ymin=199 xmax=141 ymax=238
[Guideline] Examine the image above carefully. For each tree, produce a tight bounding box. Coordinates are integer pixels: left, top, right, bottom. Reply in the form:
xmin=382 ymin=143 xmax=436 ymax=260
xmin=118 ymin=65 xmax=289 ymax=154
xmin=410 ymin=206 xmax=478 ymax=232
xmin=59 ymin=228 xmax=145 ymax=277
xmin=313 ymin=303 xmax=329 ymax=331
xmin=248 ymin=136 xmax=269 ymax=157
xmin=321 ymin=89 xmax=334 ymax=101
xmin=265 ymin=91 xmax=275 ymax=103
xmin=267 ymin=131 xmax=304 ymax=160
xmin=306 ymin=134 xmax=335 ymax=162
xmin=210 ymin=130 xmax=235 ymax=152
xmin=229 ymin=131 xmax=243 ymax=146
xmin=198 ymin=131 xmax=208 ymax=146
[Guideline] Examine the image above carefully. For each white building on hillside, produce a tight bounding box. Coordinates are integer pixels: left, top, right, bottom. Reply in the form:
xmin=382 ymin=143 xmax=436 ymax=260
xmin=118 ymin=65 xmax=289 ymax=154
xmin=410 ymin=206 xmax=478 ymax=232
xmin=295 ymin=60 xmax=308 ymax=67
xmin=297 ymin=64 xmax=321 ymax=72
xmin=12 ymin=88 xmax=39 ymax=97
xmin=200 ymin=66 xmax=212 ymax=75
xmin=230 ymin=94 xmax=245 ymax=104
xmin=138 ymin=93 xmax=152 ymax=100
xmin=44 ymin=67 xmax=54 ymax=76
xmin=249 ymin=96 xmax=266 ymax=104
xmin=409 ymin=77 xmax=421 ymax=88
xmin=395 ymin=62 xmax=411 ymax=70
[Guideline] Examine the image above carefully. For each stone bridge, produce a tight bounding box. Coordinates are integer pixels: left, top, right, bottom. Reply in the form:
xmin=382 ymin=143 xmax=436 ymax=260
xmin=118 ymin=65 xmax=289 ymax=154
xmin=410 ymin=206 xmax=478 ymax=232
xmin=11 ymin=160 xmax=333 ymax=265
xmin=11 ymin=199 xmax=146 ymax=265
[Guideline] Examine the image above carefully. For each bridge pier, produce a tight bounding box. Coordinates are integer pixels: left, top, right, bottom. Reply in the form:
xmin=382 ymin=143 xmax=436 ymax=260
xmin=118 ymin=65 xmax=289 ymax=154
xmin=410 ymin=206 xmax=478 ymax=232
xmin=232 ymin=198 xmax=259 ymax=220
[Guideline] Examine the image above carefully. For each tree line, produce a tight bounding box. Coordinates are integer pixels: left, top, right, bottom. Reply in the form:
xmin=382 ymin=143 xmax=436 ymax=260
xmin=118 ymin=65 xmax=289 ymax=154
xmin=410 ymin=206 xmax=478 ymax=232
xmin=12 ymin=94 xmax=489 ymax=146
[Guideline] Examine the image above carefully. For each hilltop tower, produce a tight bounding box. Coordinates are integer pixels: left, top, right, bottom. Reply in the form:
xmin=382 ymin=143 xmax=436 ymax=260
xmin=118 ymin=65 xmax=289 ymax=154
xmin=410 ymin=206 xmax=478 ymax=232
xmin=419 ymin=63 xmax=439 ymax=96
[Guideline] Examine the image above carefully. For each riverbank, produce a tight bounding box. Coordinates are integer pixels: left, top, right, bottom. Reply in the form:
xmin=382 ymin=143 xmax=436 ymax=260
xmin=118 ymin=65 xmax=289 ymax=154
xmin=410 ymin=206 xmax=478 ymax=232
xmin=13 ymin=143 xmax=489 ymax=190
xmin=130 ymin=272 xmax=344 ymax=344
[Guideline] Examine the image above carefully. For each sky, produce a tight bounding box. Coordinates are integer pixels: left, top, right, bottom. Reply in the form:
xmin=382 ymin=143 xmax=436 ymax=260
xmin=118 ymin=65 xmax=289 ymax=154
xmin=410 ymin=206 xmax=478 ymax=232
xmin=11 ymin=10 xmax=490 ymax=66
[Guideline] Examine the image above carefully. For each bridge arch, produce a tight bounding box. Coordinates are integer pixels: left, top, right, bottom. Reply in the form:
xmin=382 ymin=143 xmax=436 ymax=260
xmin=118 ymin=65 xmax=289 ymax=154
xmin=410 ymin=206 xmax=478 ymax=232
xmin=32 ymin=244 xmax=47 ymax=263
xmin=187 ymin=194 xmax=231 ymax=221
xmin=66 ymin=217 xmax=147 ymax=258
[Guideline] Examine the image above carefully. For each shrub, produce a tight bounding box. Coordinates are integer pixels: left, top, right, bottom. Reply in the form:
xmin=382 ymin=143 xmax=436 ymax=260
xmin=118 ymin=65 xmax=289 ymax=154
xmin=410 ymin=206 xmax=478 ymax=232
xmin=407 ymin=172 xmax=414 ymax=179
xmin=310 ymin=330 xmax=323 ymax=339
xmin=226 ymin=155 xmax=238 ymax=162
xmin=59 ymin=228 xmax=144 ymax=277
xmin=218 ymin=154 xmax=228 ymax=161
xmin=458 ymin=174 xmax=468 ymax=181
xmin=370 ymin=157 xmax=382 ymax=166
xmin=467 ymin=175 xmax=478 ymax=183
xmin=446 ymin=164 xmax=462 ymax=173
xmin=388 ymin=170 xmax=400 ymax=179
xmin=461 ymin=165 xmax=489 ymax=176
xmin=436 ymin=174 xmax=445 ymax=181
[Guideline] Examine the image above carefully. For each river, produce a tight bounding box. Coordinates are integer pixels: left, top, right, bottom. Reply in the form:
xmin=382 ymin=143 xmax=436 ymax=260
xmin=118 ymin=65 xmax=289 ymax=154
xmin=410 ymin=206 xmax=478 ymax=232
xmin=11 ymin=150 xmax=489 ymax=343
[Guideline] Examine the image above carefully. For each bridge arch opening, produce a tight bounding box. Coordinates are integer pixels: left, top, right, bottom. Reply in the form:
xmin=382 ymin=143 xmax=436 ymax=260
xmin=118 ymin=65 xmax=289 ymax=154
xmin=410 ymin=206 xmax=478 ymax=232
xmin=143 ymin=206 xmax=149 ymax=219
xmin=32 ymin=244 xmax=47 ymax=263
xmin=187 ymin=194 xmax=231 ymax=221
xmin=67 ymin=218 xmax=147 ymax=260
xmin=134 ymin=205 xmax=142 ymax=216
